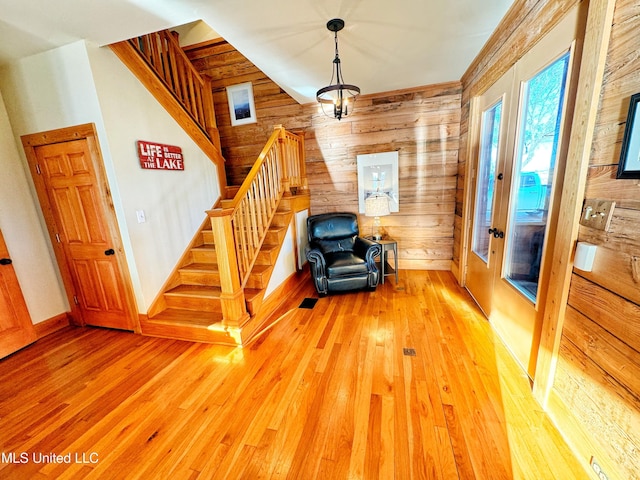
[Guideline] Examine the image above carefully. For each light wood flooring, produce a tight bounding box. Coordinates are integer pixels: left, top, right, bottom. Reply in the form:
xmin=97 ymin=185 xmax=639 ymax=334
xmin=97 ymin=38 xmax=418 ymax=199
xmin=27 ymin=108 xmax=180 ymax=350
xmin=0 ymin=270 xmax=587 ymax=479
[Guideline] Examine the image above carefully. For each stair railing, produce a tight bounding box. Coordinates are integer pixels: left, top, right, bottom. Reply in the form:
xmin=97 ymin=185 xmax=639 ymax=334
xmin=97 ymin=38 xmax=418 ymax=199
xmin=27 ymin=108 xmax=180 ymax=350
xmin=208 ymin=125 xmax=305 ymax=327
xmin=127 ymin=30 xmax=219 ymax=148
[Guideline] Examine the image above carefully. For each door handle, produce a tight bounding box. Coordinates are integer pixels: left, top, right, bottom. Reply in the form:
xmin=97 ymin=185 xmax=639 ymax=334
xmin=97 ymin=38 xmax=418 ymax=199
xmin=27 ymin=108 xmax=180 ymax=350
xmin=104 ymin=249 xmax=115 ymax=256
xmin=0 ymin=258 xmax=12 ymax=265
xmin=488 ymin=228 xmax=504 ymax=239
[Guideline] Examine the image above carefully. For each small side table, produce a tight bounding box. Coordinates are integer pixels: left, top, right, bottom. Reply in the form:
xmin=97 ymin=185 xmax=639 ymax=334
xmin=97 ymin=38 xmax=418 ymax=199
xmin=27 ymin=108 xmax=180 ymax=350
xmin=369 ymin=237 xmax=398 ymax=284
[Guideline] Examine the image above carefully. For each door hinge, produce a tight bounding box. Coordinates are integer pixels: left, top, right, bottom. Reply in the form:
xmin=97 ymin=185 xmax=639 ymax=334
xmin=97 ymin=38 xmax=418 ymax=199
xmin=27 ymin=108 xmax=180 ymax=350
xmin=73 ymin=295 xmax=79 ymax=305
xmin=36 ymin=164 xmax=41 ymax=175
xmin=55 ymin=233 xmax=61 ymax=243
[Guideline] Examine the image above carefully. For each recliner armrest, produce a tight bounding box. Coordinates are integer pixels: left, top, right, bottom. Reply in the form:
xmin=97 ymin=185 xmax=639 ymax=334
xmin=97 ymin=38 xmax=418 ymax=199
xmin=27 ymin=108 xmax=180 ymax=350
xmin=305 ymin=246 xmax=326 ymax=270
xmin=354 ymin=237 xmax=381 ymax=267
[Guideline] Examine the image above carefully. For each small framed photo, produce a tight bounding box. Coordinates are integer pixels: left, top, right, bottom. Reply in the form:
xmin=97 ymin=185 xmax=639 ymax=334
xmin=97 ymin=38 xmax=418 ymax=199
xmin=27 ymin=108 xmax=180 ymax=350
xmin=617 ymin=92 xmax=640 ymax=179
xmin=226 ymin=82 xmax=257 ymax=126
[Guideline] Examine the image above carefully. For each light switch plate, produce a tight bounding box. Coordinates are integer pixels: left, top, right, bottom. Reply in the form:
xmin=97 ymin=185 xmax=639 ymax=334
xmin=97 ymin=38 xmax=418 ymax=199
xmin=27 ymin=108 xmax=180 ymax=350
xmin=136 ymin=210 xmax=146 ymax=223
xmin=579 ymin=199 xmax=615 ymax=231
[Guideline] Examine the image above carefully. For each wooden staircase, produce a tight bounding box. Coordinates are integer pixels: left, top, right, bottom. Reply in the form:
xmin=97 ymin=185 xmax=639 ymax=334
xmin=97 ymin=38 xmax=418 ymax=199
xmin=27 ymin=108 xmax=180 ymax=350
xmin=140 ymin=197 xmax=301 ymax=345
xmin=111 ymin=30 xmax=309 ymax=347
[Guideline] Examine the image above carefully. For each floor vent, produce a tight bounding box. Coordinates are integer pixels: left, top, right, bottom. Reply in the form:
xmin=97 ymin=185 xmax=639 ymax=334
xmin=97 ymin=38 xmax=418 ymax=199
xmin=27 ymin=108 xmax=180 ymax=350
xmin=403 ymin=348 xmax=417 ymax=356
xmin=298 ymin=298 xmax=318 ymax=309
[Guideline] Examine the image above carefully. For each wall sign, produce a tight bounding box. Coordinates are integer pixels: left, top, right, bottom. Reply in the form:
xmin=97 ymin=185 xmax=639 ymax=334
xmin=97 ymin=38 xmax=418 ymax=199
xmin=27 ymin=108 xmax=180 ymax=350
xmin=137 ymin=140 xmax=184 ymax=170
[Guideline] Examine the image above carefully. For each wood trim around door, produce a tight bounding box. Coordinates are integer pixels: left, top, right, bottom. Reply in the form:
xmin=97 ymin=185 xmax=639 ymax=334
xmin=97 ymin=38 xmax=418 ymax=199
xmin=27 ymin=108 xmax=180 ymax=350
xmin=21 ymin=123 xmax=140 ymax=333
xmin=533 ymin=0 xmax=616 ymax=406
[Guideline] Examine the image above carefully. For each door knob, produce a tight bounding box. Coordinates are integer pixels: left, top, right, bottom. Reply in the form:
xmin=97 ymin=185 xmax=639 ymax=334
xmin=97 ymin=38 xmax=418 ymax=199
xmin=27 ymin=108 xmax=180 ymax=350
xmin=0 ymin=258 xmax=12 ymax=265
xmin=104 ymin=249 xmax=115 ymax=256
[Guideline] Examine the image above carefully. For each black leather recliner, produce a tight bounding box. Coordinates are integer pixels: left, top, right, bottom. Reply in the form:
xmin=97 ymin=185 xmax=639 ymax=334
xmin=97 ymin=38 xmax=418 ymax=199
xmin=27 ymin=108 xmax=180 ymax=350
xmin=305 ymin=212 xmax=381 ymax=295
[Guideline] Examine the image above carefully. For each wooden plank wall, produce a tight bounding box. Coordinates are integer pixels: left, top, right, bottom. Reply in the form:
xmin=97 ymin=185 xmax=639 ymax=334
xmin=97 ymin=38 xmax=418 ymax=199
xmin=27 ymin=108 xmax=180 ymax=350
xmin=552 ymin=0 xmax=640 ymax=477
xmin=456 ymin=0 xmax=640 ymax=478
xmin=186 ymin=40 xmax=461 ymax=271
xmin=185 ymin=39 xmax=310 ymax=186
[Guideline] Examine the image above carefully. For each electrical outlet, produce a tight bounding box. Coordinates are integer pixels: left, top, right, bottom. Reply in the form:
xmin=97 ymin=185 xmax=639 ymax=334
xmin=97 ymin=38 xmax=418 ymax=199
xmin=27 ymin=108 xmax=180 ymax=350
xmin=580 ymin=199 xmax=615 ymax=231
xmin=590 ymin=457 xmax=609 ymax=480
xmin=136 ymin=210 xmax=146 ymax=224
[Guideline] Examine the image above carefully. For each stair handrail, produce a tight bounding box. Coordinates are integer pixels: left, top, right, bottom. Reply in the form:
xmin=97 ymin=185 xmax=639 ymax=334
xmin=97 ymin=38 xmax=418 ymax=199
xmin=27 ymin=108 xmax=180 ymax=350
xmin=127 ymin=30 xmax=219 ymax=146
xmin=207 ymin=125 xmax=305 ymax=327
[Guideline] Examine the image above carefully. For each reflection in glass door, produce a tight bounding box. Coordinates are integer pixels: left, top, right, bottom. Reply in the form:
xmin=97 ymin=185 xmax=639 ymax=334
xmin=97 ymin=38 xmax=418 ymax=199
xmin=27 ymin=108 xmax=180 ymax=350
xmin=472 ymin=101 xmax=502 ymax=263
xmin=504 ymin=53 xmax=571 ymax=302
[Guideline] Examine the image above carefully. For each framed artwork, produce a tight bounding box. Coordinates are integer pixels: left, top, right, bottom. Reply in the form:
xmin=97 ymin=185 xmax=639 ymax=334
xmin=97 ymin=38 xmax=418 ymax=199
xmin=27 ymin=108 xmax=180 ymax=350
xmin=226 ymin=82 xmax=257 ymax=126
xmin=357 ymin=151 xmax=399 ymax=213
xmin=617 ymin=92 xmax=640 ymax=179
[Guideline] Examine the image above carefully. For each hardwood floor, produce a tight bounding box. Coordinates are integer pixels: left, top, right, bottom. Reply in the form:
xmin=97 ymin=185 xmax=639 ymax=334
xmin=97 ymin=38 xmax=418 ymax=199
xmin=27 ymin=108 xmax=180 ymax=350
xmin=0 ymin=270 xmax=587 ymax=479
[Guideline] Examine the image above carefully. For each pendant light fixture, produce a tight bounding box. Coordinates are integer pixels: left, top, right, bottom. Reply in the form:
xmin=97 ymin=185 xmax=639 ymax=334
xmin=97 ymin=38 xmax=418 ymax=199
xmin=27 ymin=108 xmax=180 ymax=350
xmin=316 ymin=18 xmax=360 ymax=120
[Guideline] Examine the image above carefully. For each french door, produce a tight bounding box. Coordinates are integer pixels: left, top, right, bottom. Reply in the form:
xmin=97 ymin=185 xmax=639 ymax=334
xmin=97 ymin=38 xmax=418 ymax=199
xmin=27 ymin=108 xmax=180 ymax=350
xmin=466 ymin=9 xmax=580 ymax=378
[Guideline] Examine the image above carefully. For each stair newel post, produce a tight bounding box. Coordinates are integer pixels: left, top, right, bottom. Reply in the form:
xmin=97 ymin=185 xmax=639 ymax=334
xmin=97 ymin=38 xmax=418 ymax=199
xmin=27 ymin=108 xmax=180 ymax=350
xmin=297 ymin=133 xmax=307 ymax=191
xmin=274 ymin=125 xmax=291 ymax=197
xmin=207 ymin=208 xmax=250 ymax=328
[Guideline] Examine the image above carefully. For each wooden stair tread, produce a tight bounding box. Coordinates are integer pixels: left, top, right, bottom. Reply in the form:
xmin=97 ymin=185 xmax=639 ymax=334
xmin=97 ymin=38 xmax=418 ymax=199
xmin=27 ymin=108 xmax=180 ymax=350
xmin=244 ymin=288 xmax=263 ymax=301
xmin=192 ymin=245 xmax=215 ymax=251
xmin=166 ymin=284 xmax=222 ymax=297
xmin=251 ymin=264 xmax=273 ymax=274
xmin=180 ymin=262 xmax=219 ymax=273
xmin=148 ymin=308 xmax=223 ymax=328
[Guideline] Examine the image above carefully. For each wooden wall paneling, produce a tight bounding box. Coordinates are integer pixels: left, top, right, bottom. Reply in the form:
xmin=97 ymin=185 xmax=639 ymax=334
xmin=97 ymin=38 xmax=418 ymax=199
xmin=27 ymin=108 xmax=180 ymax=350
xmin=556 ymin=304 xmax=640 ymax=476
xmin=553 ymin=337 xmax=640 ymax=478
xmin=586 ymin=165 xmax=640 ymax=201
xmin=542 ymin=0 xmax=640 ymax=477
xmin=589 ymin=0 xmax=640 ymax=166
xmin=188 ymin=37 xmax=461 ymax=270
xmin=568 ymin=274 xmax=640 ymax=350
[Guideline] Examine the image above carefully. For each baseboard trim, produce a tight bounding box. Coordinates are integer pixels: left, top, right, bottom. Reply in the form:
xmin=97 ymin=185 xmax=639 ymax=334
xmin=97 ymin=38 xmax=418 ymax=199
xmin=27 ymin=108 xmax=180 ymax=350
xmin=33 ymin=313 xmax=71 ymax=339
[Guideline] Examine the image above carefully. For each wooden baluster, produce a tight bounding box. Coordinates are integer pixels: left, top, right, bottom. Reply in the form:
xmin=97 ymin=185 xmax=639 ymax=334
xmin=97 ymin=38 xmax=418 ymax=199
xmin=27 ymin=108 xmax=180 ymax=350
xmin=249 ymin=183 xmax=260 ymax=247
xmin=234 ymin=203 xmax=249 ymax=278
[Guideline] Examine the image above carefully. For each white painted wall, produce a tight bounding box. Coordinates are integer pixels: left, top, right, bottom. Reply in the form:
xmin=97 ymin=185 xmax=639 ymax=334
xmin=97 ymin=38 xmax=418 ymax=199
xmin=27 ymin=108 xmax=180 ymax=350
xmin=264 ymin=209 xmax=309 ymax=298
xmin=85 ymin=42 xmax=220 ymax=311
xmin=0 ymin=40 xmax=221 ymax=320
xmin=0 ymin=92 xmax=68 ymax=323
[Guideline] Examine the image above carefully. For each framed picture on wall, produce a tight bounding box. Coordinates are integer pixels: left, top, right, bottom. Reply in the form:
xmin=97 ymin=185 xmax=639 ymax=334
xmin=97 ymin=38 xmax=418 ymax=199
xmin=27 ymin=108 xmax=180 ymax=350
xmin=357 ymin=151 xmax=399 ymax=213
xmin=226 ymin=82 xmax=257 ymax=126
xmin=617 ymin=92 xmax=640 ymax=179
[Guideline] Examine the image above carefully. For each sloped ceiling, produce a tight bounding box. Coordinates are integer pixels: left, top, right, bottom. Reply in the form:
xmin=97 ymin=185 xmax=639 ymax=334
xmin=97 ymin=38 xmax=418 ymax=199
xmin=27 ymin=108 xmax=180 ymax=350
xmin=0 ymin=0 xmax=514 ymax=104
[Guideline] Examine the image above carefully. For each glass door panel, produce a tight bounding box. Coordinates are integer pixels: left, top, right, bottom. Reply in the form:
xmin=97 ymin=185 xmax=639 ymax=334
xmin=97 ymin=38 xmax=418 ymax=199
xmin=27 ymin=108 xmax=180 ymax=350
xmin=504 ymin=52 xmax=571 ymax=302
xmin=472 ymin=101 xmax=503 ymax=262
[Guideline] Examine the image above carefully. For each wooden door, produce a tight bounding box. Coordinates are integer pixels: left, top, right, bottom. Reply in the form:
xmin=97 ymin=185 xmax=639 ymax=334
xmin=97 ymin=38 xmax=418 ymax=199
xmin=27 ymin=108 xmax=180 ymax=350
xmin=466 ymin=8 xmax=580 ymax=377
xmin=22 ymin=124 xmax=138 ymax=332
xmin=0 ymin=230 xmax=37 ymax=358
xmin=465 ymin=71 xmax=514 ymax=315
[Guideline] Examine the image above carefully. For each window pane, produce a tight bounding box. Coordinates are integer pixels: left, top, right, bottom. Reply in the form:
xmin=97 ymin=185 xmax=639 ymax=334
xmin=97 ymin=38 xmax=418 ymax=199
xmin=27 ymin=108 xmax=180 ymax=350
xmin=504 ymin=52 xmax=570 ymax=301
xmin=472 ymin=101 xmax=502 ymax=262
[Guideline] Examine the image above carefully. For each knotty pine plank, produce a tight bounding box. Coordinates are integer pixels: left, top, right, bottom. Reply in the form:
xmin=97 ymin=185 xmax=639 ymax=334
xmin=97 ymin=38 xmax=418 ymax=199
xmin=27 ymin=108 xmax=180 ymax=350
xmin=0 ymin=271 xmax=587 ymax=479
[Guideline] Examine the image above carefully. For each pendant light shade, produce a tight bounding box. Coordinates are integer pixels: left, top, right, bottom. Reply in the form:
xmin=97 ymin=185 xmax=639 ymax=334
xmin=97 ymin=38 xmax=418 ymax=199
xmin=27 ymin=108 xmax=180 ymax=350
xmin=316 ymin=18 xmax=360 ymax=120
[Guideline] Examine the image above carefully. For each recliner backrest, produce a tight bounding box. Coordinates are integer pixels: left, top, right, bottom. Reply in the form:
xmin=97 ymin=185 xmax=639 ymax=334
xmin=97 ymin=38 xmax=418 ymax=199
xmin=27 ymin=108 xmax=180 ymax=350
xmin=307 ymin=213 xmax=360 ymax=254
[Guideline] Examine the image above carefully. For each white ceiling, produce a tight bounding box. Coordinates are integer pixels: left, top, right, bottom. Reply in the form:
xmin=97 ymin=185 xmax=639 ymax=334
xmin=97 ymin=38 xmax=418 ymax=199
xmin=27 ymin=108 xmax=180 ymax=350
xmin=0 ymin=0 xmax=515 ymax=104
